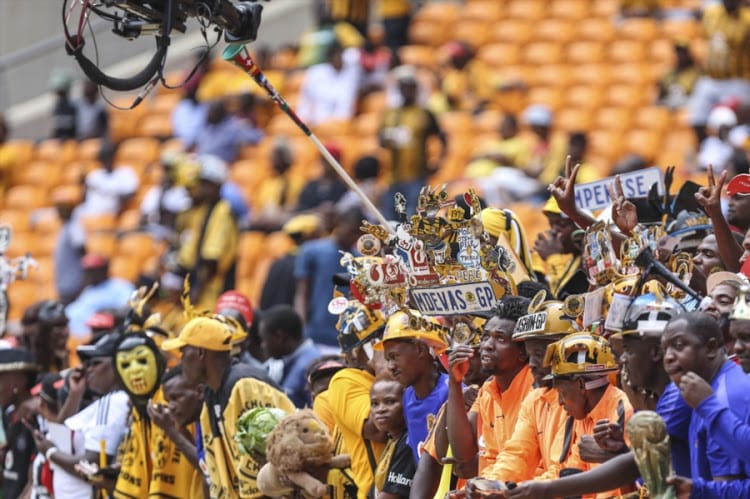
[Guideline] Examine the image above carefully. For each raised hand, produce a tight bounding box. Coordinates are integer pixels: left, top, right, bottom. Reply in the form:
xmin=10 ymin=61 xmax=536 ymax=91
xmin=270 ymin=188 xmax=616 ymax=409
xmin=694 ymin=164 xmax=728 ymax=218
xmin=607 ymin=175 xmax=638 ymax=234
xmin=534 ymin=230 xmax=564 ymax=260
xmin=677 ymin=371 xmax=714 ymax=408
xmin=448 ymin=345 xmax=474 ymax=384
xmin=593 ymin=419 xmax=627 ymax=454
xmin=548 ymin=156 xmax=581 ymax=219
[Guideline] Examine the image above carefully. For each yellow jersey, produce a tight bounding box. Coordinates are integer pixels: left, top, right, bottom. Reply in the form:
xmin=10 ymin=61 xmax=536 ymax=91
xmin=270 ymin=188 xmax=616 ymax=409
xmin=703 ymin=5 xmax=750 ymax=80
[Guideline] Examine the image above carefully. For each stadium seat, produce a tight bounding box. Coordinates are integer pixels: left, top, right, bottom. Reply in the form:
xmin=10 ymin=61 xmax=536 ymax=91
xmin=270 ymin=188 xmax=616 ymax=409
xmin=34 ymin=139 xmax=77 ymax=165
xmin=624 ymin=129 xmax=662 ymax=161
xmin=453 ymin=20 xmax=492 ymax=48
xmin=550 ymin=0 xmax=590 ymax=19
xmin=660 ymin=19 xmax=701 ymax=41
xmin=0 ymin=210 xmax=30 ymax=232
xmin=576 ymin=18 xmax=617 ymax=43
xmin=413 ymin=1 xmax=459 ymax=24
xmin=634 ymin=106 xmax=672 ymax=133
xmin=555 ymin=108 xmax=594 ymax=132
xmin=593 ymin=107 xmax=635 ymax=131
xmin=476 ymin=43 xmax=521 ymax=68
xmin=398 ymin=45 xmax=436 ymax=68
xmin=6 ymin=139 xmax=34 ymax=167
xmin=566 ymin=41 xmax=606 ymax=65
xmin=354 ymin=113 xmax=384 ymax=138
xmin=4 ymin=185 xmax=47 ymax=210
xmin=506 ymin=0 xmax=546 ymax=21
xmin=117 ymin=209 xmax=142 ymax=232
xmin=608 ymin=40 xmax=647 ymax=64
xmin=116 ymin=137 xmax=161 ymax=166
xmin=489 ymin=20 xmax=533 ymax=45
xmin=591 ymin=0 xmax=619 ymax=17
xmin=523 ymin=42 xmax=564 ymax=66
xmin=149 ymin=93 xmax=182 ymax=114
xmin=7 ymin=280 xmax=39 ymax=321
xmin=109 ymin=256 xmax=141 ymax=282
xmin=565 ymin=86 xmax=606 ymax=110
xmin=408 ymin=20 xmax=448 ymax=47
xmin=14 ymin=161 xmax=63 ymax=189
xmin=618 ymin=18 xmax=659 ymax=41
xmin=607 ymin=63 xmax=655 ymax=86
xmin=527 ymin=87 xmax=565 ymax=112
xmin=137 ymin=113 xmax=173 ymax=139
xmin=570 ymin=64 xmax=612 ymax=87
xmin=589 ymin=130 xmax=625 ymax=161
xmin=77 ymin=138 xmax=103 ymax=161
xmin=605 ymin=84 xmax=651 ymax=108
xmin=4 ymin=231 xmax=35 ymax=258
xmin=532 ymin=65 xmax=573 ymax=89
xmin=533 ymin=19 xmax=576 ymax=44
xmin=86 ymin=233 xmax=117 ymax=257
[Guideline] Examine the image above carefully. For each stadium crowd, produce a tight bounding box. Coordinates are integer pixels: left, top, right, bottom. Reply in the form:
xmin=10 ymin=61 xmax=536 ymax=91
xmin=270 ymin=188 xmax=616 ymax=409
xmin=1 ymin=0 xmax=750 ymax=498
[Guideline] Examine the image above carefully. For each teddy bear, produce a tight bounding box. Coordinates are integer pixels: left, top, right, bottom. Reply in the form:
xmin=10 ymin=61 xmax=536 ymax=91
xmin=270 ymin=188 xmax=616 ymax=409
xmin=257 ymin=409 xmax=351 ymax=498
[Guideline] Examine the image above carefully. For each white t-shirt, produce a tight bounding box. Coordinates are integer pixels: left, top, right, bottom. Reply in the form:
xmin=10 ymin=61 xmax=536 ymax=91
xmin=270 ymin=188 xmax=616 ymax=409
xmin=140 ymin=185 xmax=192 ymax=222
xmin=82 ymin=167 xmax=139 ymax=215
xmin=297 ymin=48 xmax=362 ymax=125
xmin=51 ymin=390 xmax=130 ymax=499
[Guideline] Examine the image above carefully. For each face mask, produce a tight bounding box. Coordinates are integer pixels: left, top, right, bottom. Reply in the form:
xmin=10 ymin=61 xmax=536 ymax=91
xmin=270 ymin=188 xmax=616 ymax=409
xmin=115 ymin=337 xmax=163 ymax=400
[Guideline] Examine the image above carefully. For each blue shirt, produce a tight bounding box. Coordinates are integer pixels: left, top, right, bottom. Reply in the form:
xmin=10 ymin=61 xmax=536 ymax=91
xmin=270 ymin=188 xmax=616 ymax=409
xmin=655 ymin=382 xmax=692 ymax=477
xmin=280 ymin=339 xmax=321 ymax=408
xmin=194 ymin=117 xmax=262 ymax=163
xmin=403 ymin=373 xmax=449 ymax=462
xmin=66 ymin=278 xmax=135 ymax=337
xmin=294 ymin=237 xmax=347 ymax=346
xmin=689 ymin=361 xmax=750 ymax=481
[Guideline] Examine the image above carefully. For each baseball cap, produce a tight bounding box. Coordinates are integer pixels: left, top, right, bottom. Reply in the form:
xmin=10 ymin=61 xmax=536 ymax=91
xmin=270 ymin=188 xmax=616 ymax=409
xmin=282 ymin=214 xmax=321 ymax=237
xmin=197 ymin=155 xmax=228 ymax=185
xmin=77 ymin=332 xmax=121 ymax=361
xmin=727 ymin=174 xmax=750 ymax=196
xmin=707 ymin=106 xmax=737 ymax=130
xmin=161 ymin=316 xmax=234 ymax=352
xmin=707 ymin=271 xmax=744 ymax=294
xmin=31 ymin=372 xmax=64 ymax=405
xmin=0 ymin=348 xmax=39 ymax=373
xmin=81 ymin=253 xmax=108 ymax=269
xmin=215 ymin=291 xmax=254 ymax=329
xmin=523 ymin=104 xmax=553 ymax=127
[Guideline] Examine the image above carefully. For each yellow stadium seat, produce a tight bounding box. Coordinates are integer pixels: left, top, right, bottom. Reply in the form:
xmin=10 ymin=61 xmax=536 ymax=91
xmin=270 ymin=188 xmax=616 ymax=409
xmin=137 ymin=113 xmax=173 ymax=139
xmin=593 ymin=107 xmax=635 ymax=131
xmin=7 ymin=280 xmax=39 ymax=320
xmin=313 ymin=120 xmax=351 ymax=140
xmin=589 ymin=130 xmax=625 ymax=160
xmin=566 ymin=41 xmax=605 ymax=65
xmin=34 ymin=139 xmax=77 ymax=164
xmin=76 ymin=138 xmax=103 ymax=161
xmin=461 ymin=1 xmax=502 ymax=22
xmin=414 ymin=1 xmax=460 ymax=24
xmin=532 ymin=65 xmax=573 ymax=88
xmin=453 ymin=20 xmax=492 ymax=48
xmin=116 ymin=137 xmax=160 ymax=165
xmin=650 ymin=38 xmax=676 ymax=67
xmin=14 ymin=161 xmax=63 ymax=188
xmin=555 ymin=108 xmax=593 ymax=132
xmin=506 ymin=0 xmax=546 ymax=21
xmin=533 ymin=19 xmax=576 ymax=44
xmin=527 ymin=87 xmax=565 ymax=112
xmin=551 ymin=0 xmax=590 ymax=19
xmin=634 ymin=106 xmax=672 ymax=133
xmin=80 ymin=213 xmax=117 ymax=233
xmin=576 ymin=18 xmax=617 ymax=43
xmin=605 ymin=84 xmax=651 ymax=108
xmin=624 ymin=129 xmax=662 ymax=161
xmin=31 ymin=209 xmax=62 ymax=235
xmin=607 ymin=63 xmax=655 ymax=86
xmin=86 ymin=233 xmax=117 ymax=257
xmin=608 ymin=40 xmax=647 ymax=64
xmin=6 ymin=139 xmax=34 ymax=167
xmin=0 ymin=210 xmax=30 ymax=232
xmin=592 ymin=0 xmax=619 ymax=17
xmin=489 ymin=19 xmax=533 ymax=45
xmin=565 ymin=85 xmax=606 ymax=110
xmin=408 ymin=20 xmax=448 ymax=47
xmin=108 ymin=96 xmax=146 ymax=142
xmin=398 ymin=45 xmax=436 ymax=68
xmin=523 ymin=42 xmax=564 ymax=66
xmin=569 ymin=64 xmax=611 ymax=86
xmin=150 ymin=93 xmax=181 ymax=114
xmin=4 ymin=230 xmax=35 ymax=258
xmin=476 ymin=43 xmax=522 ymax=68
xmin=618 ymin=17 xmax=659 ymax=41
xmin=4 ymin=185 xmax=46 ymax=210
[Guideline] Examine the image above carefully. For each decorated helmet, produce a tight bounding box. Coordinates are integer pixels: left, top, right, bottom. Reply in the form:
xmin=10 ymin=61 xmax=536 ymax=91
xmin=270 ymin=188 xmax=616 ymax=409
xmin=334 ymin=299 xmax=386 ymax=353
xmin=373 ymin=310 xmax=449 ymax=354
xmin=543 ymin=332 xmax=617 ymax=378
xmin=620 ymin=293 xmax=684 ymax=337
xmin=513 ymin=291 xmax=578 ymax=342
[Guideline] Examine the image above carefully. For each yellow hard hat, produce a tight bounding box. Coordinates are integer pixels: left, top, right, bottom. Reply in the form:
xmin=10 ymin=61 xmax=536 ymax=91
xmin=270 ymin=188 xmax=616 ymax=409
xmin=334 ymin=299 xmax=386 ymax=353
xmin=543 ymin=332 xmax=617 ymax=377
xmin=373 ymin=310 xmax=449 ymax=354
xmin=513 ymin=290 xmax=578 ymax=342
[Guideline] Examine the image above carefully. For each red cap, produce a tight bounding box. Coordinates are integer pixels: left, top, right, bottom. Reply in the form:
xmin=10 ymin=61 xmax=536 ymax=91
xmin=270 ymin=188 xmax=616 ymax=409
xmin=215 ymin=291 xmax=254 ymax=327
xmin=324 ymin=141 xmax=343 ymax=162
xmin=85 ymin=312 xmax=115 ymax=330
xmin=727 ymin=174 xmax=750 ymax=196
xmin=81 ymin=253 xmax=108 ymax=269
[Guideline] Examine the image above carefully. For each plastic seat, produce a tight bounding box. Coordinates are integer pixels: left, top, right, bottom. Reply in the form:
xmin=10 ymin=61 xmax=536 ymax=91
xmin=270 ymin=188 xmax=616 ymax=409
xmin=6 ymin=139 xmax=34 ymax=167
xmin=589 ymin=130 xmax=625 ymax=160
xmin=472 ymin=110 xmax=503 ymax=134
xmin=137 ymin=113 xmax=173 ymax=138
xmin=527 ymin=87 xmax=565 ymax=112
xmin=398 ymin=45 xmax=436 ymax=68
xmin=634 ymin=106 xmax=672 ymax=133
xmin=4 ymin=186 xmax=46 ymax=210
xmin=624 ymin=129 xmax=662 ymax=161
xmin=117 ymin=209 xmax=142 ymax=232
xmin=4 ymin=231 xmax=36 ymax=258
xmin=551 ymin=0 xmax=590 ymax=19
xmin=149 ymin=93 xmax=181 ymax=114
xmin=564 ymin=85 xmax=606 ymax=110
xmin=523 ymin=42 xmax=564 ymax=66
xmin=453 ymin=20 xmax=492 ymax=48
xmin=476 ymin=43 xmax=521 ymax=68
xmin=354 ymin=112 xmax=384 ymax=138
xmin=555 ymin=108 xmax=593 ymax=132
xmin=86 ymin=233 xmax=117 ymax=257
xmin=592 ymin=0 xmax=619 ymax=17
xmin=34 ymin=139 xmax=77 ymax=164
xmin=593 ymin=107 xmax=635 ymax=131
xmin=569 ymin=64 xmax=612 ymax=86
xmin=618 ymin=18 xmax=659 ymax=41
xmin=660 ymin=19 xmax=701 ymax=41
xmin=607 ymin=63 xmax=655 ymax=86
xmin=532 ymin=65 xmax=573 ymax=88
xmin=7 ymin=280 xmax=38 ymax=321
xmin=576 ymin=18 xmax=617 ymax=43
xmin=76 ymin=138 xmax=103 ymax=161
xmin=605 ymin=84 xmax=651 ymax=108
xmin=408 ymin=20 xmax=448 ymax=47
xmin=413 ymin=1 xmax=459 ymax=24
xmin=0 ymin=210 xmax=30 ymax=232
xmin=80 ymin=213 xmax=117 ymax=233
xmin=608 ymin=40 xmax=647 ymax=64
xmin=489 ymin=19 xmax=533 ymax=45
xmin=533 ymin=19 xmax=576 ymax=44
xmin=461 ymin=1 xmax=502 ymax=22
xmin=109 ymin=256 xmax=140 ymax=282
xmin=237 ymin=231 xmax=268 ymax=279
xmin=566 ymin=41 xmax=605 ymax=65
xmin=30 ymin=208 xmax=62 ymax=235
xmin=506 ymin=0 xmax=546 ymax=21
xmin=14 ymin=161 xmax=63 ymax=188
xmin=117 ymin=232 xmax=159 ymax=260
xmin=116 ymin=137 xmax=160 ymax=166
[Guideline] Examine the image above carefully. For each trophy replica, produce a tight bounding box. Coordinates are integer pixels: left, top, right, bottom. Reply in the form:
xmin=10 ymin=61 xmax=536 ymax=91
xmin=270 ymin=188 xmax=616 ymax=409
xmin=625 ymin=411 xmax=676 ymax=499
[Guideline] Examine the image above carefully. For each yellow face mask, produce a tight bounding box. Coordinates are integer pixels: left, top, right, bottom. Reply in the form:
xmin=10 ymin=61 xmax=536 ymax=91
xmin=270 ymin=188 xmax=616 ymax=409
xmin=116 ymin=344 xmax=160 ymax=396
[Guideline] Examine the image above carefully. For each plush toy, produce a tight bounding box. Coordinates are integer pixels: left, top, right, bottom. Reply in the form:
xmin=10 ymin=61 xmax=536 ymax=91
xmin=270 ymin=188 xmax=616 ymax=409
xmin=257 ymin=409 xmax=351 ymax=498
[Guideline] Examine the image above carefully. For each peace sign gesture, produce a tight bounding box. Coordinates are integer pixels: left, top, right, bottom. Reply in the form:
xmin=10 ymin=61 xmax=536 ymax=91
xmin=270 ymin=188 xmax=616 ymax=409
xmin=694 ymin=164 xmax=727 ymax=218
xmin=548 ymin=156 xmax=581 ymax=218
xmin=607 ymin=175 xmax=638 ymax=235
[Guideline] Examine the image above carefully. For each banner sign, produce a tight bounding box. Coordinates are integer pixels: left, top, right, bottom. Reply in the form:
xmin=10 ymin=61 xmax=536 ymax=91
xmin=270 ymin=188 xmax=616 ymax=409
xmin=410 ymin=281 xmax=498 ymax=316
xmin=574 ymin=167 xmax=663 ymax=212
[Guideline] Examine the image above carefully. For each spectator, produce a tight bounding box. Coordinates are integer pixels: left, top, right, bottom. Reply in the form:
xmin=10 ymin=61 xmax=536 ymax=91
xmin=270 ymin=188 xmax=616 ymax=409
xmin=564 ymin=131 xmax=599 ymax=183
xmin=259 ymin=304 xmax=321 ymax=408
xmin=687 ymin=0 xmax=750 ymax=142
xmin=81 ymin=141 xmax=139 ymax=217
xmin=522 ymin=105 xmax=569 ymax=186
xmin=214 ymin=290 xmax=267 ymax=372
xmin=65 ymin=254 xmax=135 ymax=338
xmin=296 ymin=142 xmax=348 ymax=212
xmin=727 ymin=173 xmax=750 ymax=233
xmin=321 ymin=0 xmax=370 ymax=37
xmin=29 ymin=372 xmax=64 ymax=499
xmin=193 ymin=99 xmax=263 ymax=163
xmin=260 ymin=213 xmax=322 ymax=310
xmin=160 ymin=316 xmax=294 ymax=498
xmin=0 ymin=349 xmax=39 ymax=499
xmin=336 ymin=155 xmax=384 ymax=222
xmin=294 ymin=207 xmax=363 ymax=352
xmin=52 ymin=186 xmax=86 ymax=305
xmin=297 ymin=43 xmax=362 ymax=125
xmin=171 ymin=84 xmax=207 ymax=147
xmin=252 ymin=137 xmax=305 ymax=230
xmin=359 ymin=33 xmax=393 ymax=95
xmin=306 ymin=355 xmax=347 ymax=400
xmin=75 ymin=79 xmax=108 ymax=140
xmin=469 ymin=114 xmax=531 ymax=171
xmin=33 ymin=334 xmax=130 ymax=499
xmin=0 ymin=113 xmax=14 ymax=196
xmin=434 ymin=41 xmax=493 ymax=114
xmin=176 ymin=155 xmax=239 ymax=309
xmin=380 ymin=0 xmax=412 ymax=55
xmin=657 ymin=41 xmax=701 ymax=109
xmin=698 ymin=105 xmax=738 ymax=172
xmin=49 ymin=69 xmax=76 ymax=140
xmin=20 ymin=300 xmax=70 ymax=373
xmin=139 ymin=151 xmax=192 ymax=242
xmin=380 ymin=66 xmax=447 ymax=217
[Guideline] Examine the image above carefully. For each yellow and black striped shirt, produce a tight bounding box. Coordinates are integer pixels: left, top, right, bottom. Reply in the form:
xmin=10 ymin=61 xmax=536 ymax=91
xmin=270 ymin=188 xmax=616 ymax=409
xmin=703 ymin=5 xmax=750 ymax=80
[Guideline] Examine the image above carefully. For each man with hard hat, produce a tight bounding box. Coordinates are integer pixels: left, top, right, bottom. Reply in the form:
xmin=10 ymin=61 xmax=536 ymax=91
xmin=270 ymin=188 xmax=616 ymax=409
xmin=375 ymin=309 xmax=450 ymax=462
xmin=177 ymin=154 xmax=239 ymax=309
xmin=542 ymin=332 xmax=633 ymax=498
xmin=480 ymin=295 xmax=578 ymax=483
xmin=446 ymin=296 xmax=534 ymax=476
xmin=161 ymin=316 xmax=293 ymax=498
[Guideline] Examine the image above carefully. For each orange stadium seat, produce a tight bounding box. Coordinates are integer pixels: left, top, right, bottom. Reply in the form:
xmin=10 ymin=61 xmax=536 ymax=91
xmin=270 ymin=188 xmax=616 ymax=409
xmin=660 ymin=19 xmax=701 ymax=41
xmin=618 ymin=18 xmax=659 ymax=41
xmin=354 ymin=112 xmax=384 ymax=138
xmin=398 ymin=45 xmax=436 ymax=68
xmin=589 ymin=130 xmax=625 ymax=161
xmin=523 ymin=42 xmax=564 ymax=66
xmin=86 ymin=233 xmax=117 ymax=257
xmin=527 ymin=87 xmax=565 ymax=112
xmin=533 ymin=65 xmax=573 ymax=89
xmin=149 ymin=93 xmax=181 ymax=114
xmin=137 ymin=113 xmax=173 ymax=139
xmin=0 ymin=210 xmax=30 ymax=232
xmin=80 ymin=213 xmax=117 ymax=233
xmin=550 ymin=0 xmax=590 ymax=19
xmin=453 ymin=20 xmax=492 ymax=48
xmin=605 ymin=84 xmax=651 ymax=108
xmin=608 ymin=40 xmax=647 ymax=64
xmin=4 ymin=231 xmax=35 ymax=258
xmin=555 ymin=108 xmax=594 ymax=132
xmin=489 ymin=20 xmax=533 ymax=45
xmin=624 ymin=129 xmax=663 ymax=161
xmin=30 ymin=209 xmax=61 ymax=235
xmin=413 ymin=1 xmax=459 ymax=24
xmin=634 ymin=106 xmax=672 ymax=133
xmin=6 ymin=139 xmax=34 ymax=167
xmin=14 ymin=161 xmax=63 ymax=189
xmin=594 ymin=107 xmax=635 ymax=132
xmin=408 ymin=20 xmax=448 ymax=47
xmin=566 ymin=41 xmax=605 ymax=65
xmin=116 ymin=137 xmax=160 ymax=165
xmin=439 ymin=112 xmax=474 ymax=138
xmin=476 ymin=43 xmax=521 ymax=68
xmin=565 ymin=86 xmax=606 ymax=111
xmin=76 ymin=138 xmax=103 ymax=161
xmin=591 ymin=0 xmax=619 ymax=17
xmin=650 ymin=38 xmax=676 ymax=68
xmin=109 ymin=256 xmax=141 ymax=282
xmin=570 ymin=64 xmax=612 ymax=87
xmin=506 ymin=0 xmax=546 ymax=21
xmin=117 ymin=232 xmax=160 ymax=260
xmin=360 ymin=91 xmax=387 ymax=115
xmin=8 ymin=280 xmax=39 ymax=320
xmin=4 ymin=185 xmax=47 ymax=210
xmin=607 ymin=63 xmax=655 ymax=86
xmin=576 ymin=18 xmax=617 ymax=43
xmin=460 ymin=1 xmax=502 ymax=22
xmin=533 ymin=19 xmax=576 ymax=44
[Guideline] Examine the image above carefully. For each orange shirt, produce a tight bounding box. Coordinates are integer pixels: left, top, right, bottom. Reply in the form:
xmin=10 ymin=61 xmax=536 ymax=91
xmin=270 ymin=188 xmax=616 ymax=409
xmin=470 ymin=365 xmax=535 ymax=474
xmin=484 ymin=387 xmax=568 ymax=482
xmin=553 ymin=383 xmax=634 ymax=499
